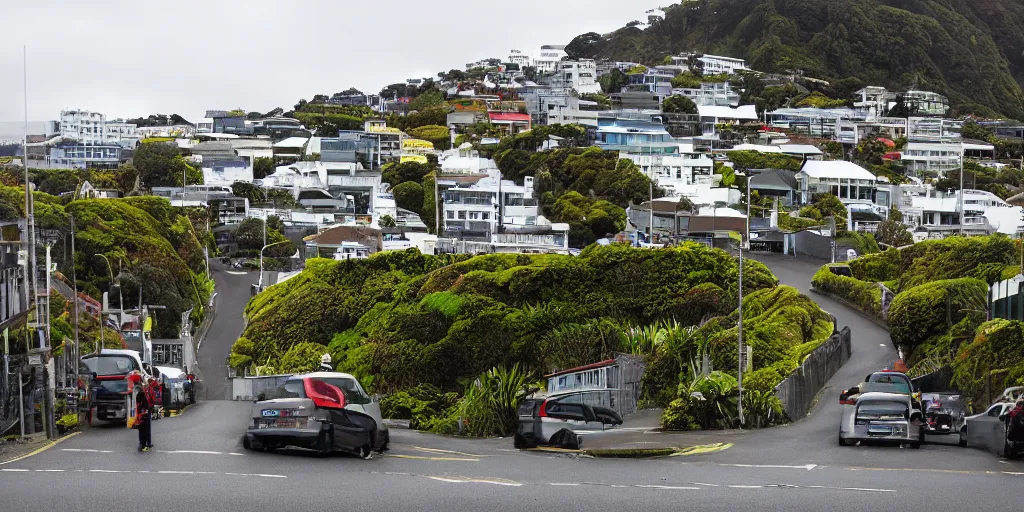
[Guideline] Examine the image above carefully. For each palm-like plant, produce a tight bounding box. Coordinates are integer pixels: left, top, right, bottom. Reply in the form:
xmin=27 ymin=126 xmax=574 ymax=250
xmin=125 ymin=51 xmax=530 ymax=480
xmin=458 ymin=364 xmax=533 ymax=437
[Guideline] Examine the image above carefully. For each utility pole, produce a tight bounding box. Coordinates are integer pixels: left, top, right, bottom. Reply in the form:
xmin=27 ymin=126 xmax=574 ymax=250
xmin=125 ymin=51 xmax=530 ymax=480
xmin=70 ymin=214 xmax=79 ymax=396
xmin=737 ymin=240 xmax=744 ymax=427
xmin=959 ymin=143 xmax=965 ymax=236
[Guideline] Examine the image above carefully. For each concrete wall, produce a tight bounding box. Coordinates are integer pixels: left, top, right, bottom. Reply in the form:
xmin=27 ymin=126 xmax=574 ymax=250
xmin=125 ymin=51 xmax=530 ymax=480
xmin=774 ymin=327 xmax=852 ymax=421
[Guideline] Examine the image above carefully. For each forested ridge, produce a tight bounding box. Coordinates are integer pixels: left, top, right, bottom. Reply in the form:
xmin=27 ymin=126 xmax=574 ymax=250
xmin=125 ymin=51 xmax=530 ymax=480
xmin=567 ymin=0 xmax=1024 ymax=118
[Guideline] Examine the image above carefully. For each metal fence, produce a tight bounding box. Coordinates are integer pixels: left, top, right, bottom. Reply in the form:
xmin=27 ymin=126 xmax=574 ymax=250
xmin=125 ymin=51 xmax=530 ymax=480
xmin=774 ymin=327 xmax=852 ymax=421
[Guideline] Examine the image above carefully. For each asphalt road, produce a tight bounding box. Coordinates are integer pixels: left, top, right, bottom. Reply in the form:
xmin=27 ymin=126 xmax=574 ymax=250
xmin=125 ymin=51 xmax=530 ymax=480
xmin=2 ymin=254 xmax=1021 ymax=511
xmin=197 ymin=264 xmax=257 ymax=401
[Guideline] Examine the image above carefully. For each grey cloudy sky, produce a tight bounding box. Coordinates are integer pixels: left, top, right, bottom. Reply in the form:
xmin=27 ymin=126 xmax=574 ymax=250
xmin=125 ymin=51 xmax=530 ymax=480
xmin=0 ymin=0 xmax=661 ymax=124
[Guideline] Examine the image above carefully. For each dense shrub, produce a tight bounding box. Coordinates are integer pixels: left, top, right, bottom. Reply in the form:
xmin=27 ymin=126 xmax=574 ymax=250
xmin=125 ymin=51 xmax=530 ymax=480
xmin=888 ymin=278 xmax=989 ymax=359
xmin=811 ymin=265 xmax=882 ymax=317
xmin=952 ymin=320 xmax=1024 ymax=406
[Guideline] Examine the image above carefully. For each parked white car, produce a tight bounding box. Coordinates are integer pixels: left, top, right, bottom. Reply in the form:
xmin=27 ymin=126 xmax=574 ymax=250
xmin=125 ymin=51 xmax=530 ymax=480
xmin=960 ymin=402 xmax=1014 ymax=452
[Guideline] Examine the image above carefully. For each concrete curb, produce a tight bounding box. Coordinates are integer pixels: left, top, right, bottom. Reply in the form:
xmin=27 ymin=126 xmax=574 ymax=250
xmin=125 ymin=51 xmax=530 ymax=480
xmin=0 ymin=431 xmax=81 ymax=466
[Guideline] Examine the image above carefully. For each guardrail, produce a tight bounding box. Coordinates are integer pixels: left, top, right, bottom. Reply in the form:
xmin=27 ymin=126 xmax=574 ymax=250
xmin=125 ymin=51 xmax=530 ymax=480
xmin=774 ymin=327 xmax=852 ymax=421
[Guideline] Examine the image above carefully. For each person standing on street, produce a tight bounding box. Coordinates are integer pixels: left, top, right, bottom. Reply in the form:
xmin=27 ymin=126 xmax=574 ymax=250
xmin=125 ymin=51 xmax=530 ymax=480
xmin=135 ymin=380 xmax=152 ymax=452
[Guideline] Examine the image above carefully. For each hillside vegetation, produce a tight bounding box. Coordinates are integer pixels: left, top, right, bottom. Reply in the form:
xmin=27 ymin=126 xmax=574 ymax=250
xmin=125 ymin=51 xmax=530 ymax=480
xmin=568 ymin=0 xmax=1024 ymax=118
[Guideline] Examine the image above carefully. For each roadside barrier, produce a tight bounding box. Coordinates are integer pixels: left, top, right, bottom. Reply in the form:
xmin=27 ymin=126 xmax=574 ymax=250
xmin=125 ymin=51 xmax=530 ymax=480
xmin=774 ymin=327 xmax=852 ymax=421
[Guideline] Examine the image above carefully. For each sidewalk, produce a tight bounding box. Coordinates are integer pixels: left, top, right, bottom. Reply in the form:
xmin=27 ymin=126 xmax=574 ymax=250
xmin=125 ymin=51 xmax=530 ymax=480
xmin=0 ymin=431 xmax=79 ymax=465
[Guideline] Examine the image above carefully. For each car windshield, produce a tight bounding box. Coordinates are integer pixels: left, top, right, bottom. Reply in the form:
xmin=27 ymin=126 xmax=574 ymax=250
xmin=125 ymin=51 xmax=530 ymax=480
xmin=272 ymin=379 xmax=307 ymax=399
xmin=315 ymin=377 xmax=371 ymax=405
xmin=863 ymin=374 xmax=911 ymax=394
xmin=82 ymin=355 xmax=138 ymax=376
xmin=858 ymin=401 xmax=907 ymax=418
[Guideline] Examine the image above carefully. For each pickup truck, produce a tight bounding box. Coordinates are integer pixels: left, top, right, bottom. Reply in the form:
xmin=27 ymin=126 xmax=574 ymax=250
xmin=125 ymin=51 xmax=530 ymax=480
xmin=81 ymin=349 xmax=149 ymax=424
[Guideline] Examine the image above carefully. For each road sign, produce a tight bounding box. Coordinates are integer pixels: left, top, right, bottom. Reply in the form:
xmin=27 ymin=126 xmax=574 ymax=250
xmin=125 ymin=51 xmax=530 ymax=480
xmin=28 ymin=354 xmax=42 ymax=366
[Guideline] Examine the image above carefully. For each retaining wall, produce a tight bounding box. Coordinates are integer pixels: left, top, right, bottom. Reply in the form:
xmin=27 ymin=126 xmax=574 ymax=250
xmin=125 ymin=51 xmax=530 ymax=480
xmin=774 ymin=327 xmax=852 ymax=421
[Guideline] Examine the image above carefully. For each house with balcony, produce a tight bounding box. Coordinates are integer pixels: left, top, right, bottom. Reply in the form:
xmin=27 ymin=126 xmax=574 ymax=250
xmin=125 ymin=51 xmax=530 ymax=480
xmin=532 ymin=45 xmax=568 ymax=74
xmin=439 ymin=144 xmax=498 ymax=175
xmin=273 ymin=137 xmax=309 ymax=162
xmin=303 ymin=225 xmax=382 ymax=260
xmin=488 ymin=112 xmax=531 ymax=136
xmin=904 ymin=90 xmax=950 ymax=116
xmin=749 ymin=169 xmax=798 ymax=206
xmin=697 ymin=105 xmax=759 ymax=138
xmin=795 ymin=160 xmax=879 ymax=208
xmin=558 ymin=60 xmax=602 ymax=95
xmin=672 ymin=82 xmax=740 ymax=107
xmin=852 ymin=86 xmax=893 ymax=118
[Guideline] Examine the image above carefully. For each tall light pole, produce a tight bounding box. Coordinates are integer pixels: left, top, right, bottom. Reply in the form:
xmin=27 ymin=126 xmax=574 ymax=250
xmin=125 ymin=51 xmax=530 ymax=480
xmin=737 ymin=238 xmax=744 ymax=427
xmin=257 ymin=239 xmax=290 ymax=292
xmin=745 ymin=172 xmax=758 ymax=249
xmin=959 ymin=143 xmax=965 ymax=236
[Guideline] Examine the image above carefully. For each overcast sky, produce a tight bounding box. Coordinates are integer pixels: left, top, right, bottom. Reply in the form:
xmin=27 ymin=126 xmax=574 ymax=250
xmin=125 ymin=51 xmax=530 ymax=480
xmin=0 ymin=0 xmax=662 ymax=125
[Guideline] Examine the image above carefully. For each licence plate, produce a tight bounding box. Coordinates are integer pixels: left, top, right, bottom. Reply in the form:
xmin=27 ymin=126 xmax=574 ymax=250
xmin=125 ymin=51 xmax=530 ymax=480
xmin=868 ymin=425 xmax=893 ymax=435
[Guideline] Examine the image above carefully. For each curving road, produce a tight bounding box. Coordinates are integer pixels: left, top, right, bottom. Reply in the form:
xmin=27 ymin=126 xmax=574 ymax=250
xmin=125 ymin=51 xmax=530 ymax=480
xmin=2 ymin=254 xmax=1022 ymax=511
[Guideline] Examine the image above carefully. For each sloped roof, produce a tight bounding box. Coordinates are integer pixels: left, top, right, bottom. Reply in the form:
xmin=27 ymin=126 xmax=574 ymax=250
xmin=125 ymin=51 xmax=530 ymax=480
xmin=306 ymin=225 xmax=382 ymax=251
xmin=274 ymin=137 xmax=309 ymax=149
xmin=799 ymin=160 xmax=875 ymax=180
xmin=750 ymin=169 xmax=798 ymax=191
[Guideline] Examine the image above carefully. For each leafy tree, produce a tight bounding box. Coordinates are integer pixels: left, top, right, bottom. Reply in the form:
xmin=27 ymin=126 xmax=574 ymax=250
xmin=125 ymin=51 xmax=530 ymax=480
xmin=253 ymin=157 xmax=275 ymax=180
xmin=378 ymin=215 xmax=397 ymax=228
xmin=134 ymin=142 xmax=180 ymax=187
xmin=392 ymin=181 xmax=424 ymax=214
xmin=233 ymin=218 xmax=295 ymax=257
xmin=580 ymin=93 xmax=611 ymax=109
xmin=663 ymin=95 xmax=699 ymax=114
xmin=598 ymin=68 xmax=628 ymax=94
xmin=961 ymin=120 xmax=994 ymax=141
xmin=565 ymin=32 xmax=604 ymax=60
xmin=226 ymin=109 xmax=245 ymax=117
xmin=266 ymin=215 xmax=284 ymax=233
xmin=875 ymin=219 xmax=913 ymax=248
xmin=522 ymin=66 xmax=538 ymax=82
xmin=409 ymin=89 xmax=445 ymax=111
xmin=671 ymin=72 xmax=702 ymax=89
xmin=888 ymin=207 xmax=903 ymax=222
xmin=382 ymin=161 xmax=434 ymax=187
xmin=677 ymin=196 xmax=695 ymax=213
xmin=813 ymin=194 xmax=847 ymax=225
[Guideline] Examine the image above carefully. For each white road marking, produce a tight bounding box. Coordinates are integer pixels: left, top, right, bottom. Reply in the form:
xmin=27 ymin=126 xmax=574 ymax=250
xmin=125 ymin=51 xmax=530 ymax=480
xmin=34 ymin=469 xmax=64 ymax=472
xmin=727 ymin=485 xmax=764 ymax=489
xmin=691 ymin=482 xmax=721 ymax=487
xmin=1 ymin=468 xmax=29 ymax=472
xmin=635 ymin=485 xmax=700 ymax=490
xmin=721 ymin=463 xmax=818 ymax=471
xmin=155 ymin=450 xmax=244 ymax=456
xmin=1002 ymin=472 xmax=1024 ymax=476
xmin=157 ymin=471 xmax=195 ymax=475
xmin=840 ymin=487 xmax=897 ymax=493
xmin=224 ymin=473 xmax=287 ymax=478
xmin=88 ymin=469 xmax=127 ymax=473
xmin=879 ymin=344 xmax=886 ymax=347
xmin=225 ymin=271 xmax=248 ymax=275
xmin=426 ymin=476 xmax=523 ymax=486
xmin=549 ymin=483 xmax=580 ymax=486
xmin=61 ymin=449 xmax=112 ymax=454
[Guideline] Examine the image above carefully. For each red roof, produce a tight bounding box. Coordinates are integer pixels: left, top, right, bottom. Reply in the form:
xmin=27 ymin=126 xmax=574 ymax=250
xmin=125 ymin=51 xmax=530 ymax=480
xmin=544 ymin=359 xmax=617 ymax=379
xmin=488 ymin=112 xmax=530 ymax=122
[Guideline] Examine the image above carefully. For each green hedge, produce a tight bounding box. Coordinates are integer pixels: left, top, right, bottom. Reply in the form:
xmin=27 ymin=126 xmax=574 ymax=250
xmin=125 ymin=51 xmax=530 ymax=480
xmin=811 ymin=265 xmax=882 ymax=317
xmin=888 ymin=278 xmax=988 ymax=359
xmin=235 ymin=244 xmax=780 ymax=393
xmin=952 ymin=320 xmax=1024 ymax=406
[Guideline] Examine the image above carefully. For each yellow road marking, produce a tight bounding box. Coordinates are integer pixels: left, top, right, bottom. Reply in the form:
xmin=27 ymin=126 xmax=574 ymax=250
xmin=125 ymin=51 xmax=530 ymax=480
xmin=412 ymin=446 xmax=493 ymax=457
xmin=0 ymin=432 xmax=81 ymax=466
xmin=525 ymin=446 xmax=584 ymax=454
xmin=387 ymin=454 xmax=480 ymax=462
xmin=670 ymin=442 xmax=734 ymax=456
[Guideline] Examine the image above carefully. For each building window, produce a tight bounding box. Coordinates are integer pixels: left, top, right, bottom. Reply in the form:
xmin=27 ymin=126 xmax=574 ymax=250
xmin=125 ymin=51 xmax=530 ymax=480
xmin=481 ymin=212 xmax=489 ymax=220
xmin=446 ymin=211 xmax=454 ymax=219
xmin=458 ymin=211 xmax=466 ymax=220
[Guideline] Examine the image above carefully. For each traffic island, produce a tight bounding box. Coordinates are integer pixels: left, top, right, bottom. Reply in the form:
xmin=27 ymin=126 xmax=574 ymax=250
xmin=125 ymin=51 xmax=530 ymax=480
xmin=525 ymin=441 xmax=735 ymax=459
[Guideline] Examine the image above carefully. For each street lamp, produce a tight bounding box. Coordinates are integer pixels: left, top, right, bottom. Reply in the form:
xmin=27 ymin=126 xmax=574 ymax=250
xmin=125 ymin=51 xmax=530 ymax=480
xmin=257 ymin=239 xmax=290 ymax=292
xmin=736 ymin=237 xmax=745 ymax=427
xmin=745 ymin=172 xmax=759 ymax=249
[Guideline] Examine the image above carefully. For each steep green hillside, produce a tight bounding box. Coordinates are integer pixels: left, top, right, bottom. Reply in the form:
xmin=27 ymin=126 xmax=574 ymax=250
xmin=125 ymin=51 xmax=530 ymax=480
xmin=567 ymin=0 xmax=1024 ymax=118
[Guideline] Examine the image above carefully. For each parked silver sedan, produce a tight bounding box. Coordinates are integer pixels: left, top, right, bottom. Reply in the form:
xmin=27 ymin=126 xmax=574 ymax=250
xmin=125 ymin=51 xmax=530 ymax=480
xmin=960 ymin=402 xmax=1013 ymax=453
xmin=838 ymin=391 xmax=924 ymax=448
xmin=243 ymin=376 xmax=384 ymax=458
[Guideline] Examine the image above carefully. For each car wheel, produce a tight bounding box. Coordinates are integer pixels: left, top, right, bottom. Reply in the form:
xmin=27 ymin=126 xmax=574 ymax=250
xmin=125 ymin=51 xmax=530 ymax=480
xmin=959 ymin=427 xmax=968 ymax=447
xmin=359 ymin=444 xmax=373 ymax=460
xmin=242 ymin=435 xmax=252 ymax=451
xmin=317 ymin=431 xmax=333 ymax=458
xmin=377 ymin=431 xmax=390 ymax=454
xmin=838 ymin=434 xmax=848 ymax=447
